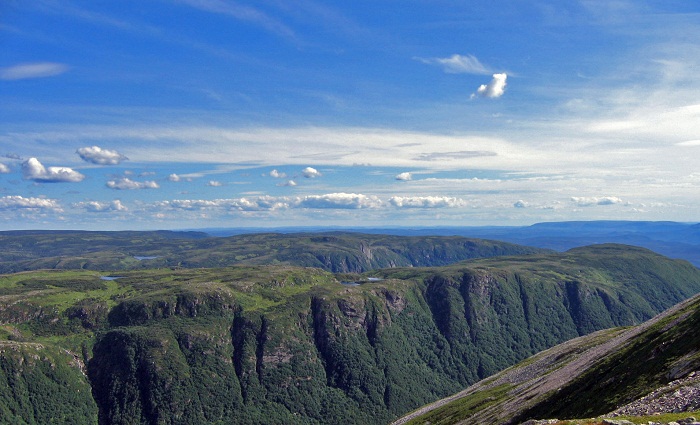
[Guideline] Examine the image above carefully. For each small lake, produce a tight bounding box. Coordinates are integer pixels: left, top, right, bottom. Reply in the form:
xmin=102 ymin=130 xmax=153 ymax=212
xmin=100 ymin=276 xmax=123 ymax=281
xmin=340 ymin=277 xmax=383 ymax=286
xmin=133 ymin=256 xmax=159 ymax=260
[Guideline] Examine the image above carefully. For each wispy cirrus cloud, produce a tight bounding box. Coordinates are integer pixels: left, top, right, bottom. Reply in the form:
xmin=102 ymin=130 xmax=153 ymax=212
xmin=0 ymin=62 xmax=69 ymax=80
xmin=176 ymin=0 xmax=296 ymax=41
xmin=22 ymin=158 xmax=85 ymax=183
xmin=415 ymin=54 xmax=490 ymax=74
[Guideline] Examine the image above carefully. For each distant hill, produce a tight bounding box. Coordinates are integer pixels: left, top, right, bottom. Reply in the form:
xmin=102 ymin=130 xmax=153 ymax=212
xmin=393 ymin=286 xmax=700 ymax=425
xmin=202 ymin=221 xmax=700 ymax=267
xmin=0 ymin=231 xmax=547 ymax=273
xmin=1 ymin=243 xmax=699 ymax=424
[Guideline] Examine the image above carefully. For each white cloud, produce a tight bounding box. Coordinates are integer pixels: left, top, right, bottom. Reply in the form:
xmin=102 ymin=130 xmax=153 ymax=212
xmin=106 ymin=177 xmax=159 ymax=190
xmin=0 ymin=195 xmax=62 ymax=211
xmin=76 ymin=146 xmax=128 ymax=165
xmin=473 ymin=73 xmax=508 ymax=99
xmin=296 ymin=193 xmax=382 ymax=209
xmin=168 ymin=173 xmax=181 ymax=182
xmin=302 ymin=166 xmax=322 ymax=178
xmin=73 ymin=200 xmax=127 ymax=212
xmin=177 ymin=0 xmax=296 ymax=41
xmin=0 ymin=163 xmax=10 ymax=174
xmin=0 ymin=62 xmax=69 ymax=80
xmin=156 ymin=196 xmax=289 ymax=212
xmin=270 ymin=169 xmax=287 ymax=178
xmin=22 ymin=158 xmax=85 ymax=183
xmin=395 ymin=172 xmax=412 ymax=181
xmin=278 ymin=180 xmax=297 ymax=187
xmin=571 ymin=196 xmax=623 ymax=206
xmin=389 ymin=196 xmax=466 ymax=208
xmin=513 ymin=200 xmax=528 ymax=208
xmin=207 ymin=180 xmax=223 ymax=187
xmin=2 ymin=126 xmax=523 ymax=172
xmin=415 ymin=54 xmax=490 ymax=74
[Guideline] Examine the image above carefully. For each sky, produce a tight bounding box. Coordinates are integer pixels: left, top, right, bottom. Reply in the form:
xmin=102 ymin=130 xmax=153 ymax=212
xmin=1 ymin=0 xmax=699 ymax=231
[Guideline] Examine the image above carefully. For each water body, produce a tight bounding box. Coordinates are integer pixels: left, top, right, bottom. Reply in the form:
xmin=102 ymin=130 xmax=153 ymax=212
xmin=134 ymin=256 xmax=159 ymax=260
xmin=100 ymin=276 xmax=123 ymax=281
xmin=340 ymin=277 xmax=383 ymax=286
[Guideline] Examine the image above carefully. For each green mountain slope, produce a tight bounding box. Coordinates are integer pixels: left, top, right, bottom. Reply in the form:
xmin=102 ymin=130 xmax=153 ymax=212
xmin=393 ymin=290 xmax=700 ymax=425
xmin=0 ymin=244 xmax=699 ymax=424
xmin=0 ymin=231 xmax=547 ymax=273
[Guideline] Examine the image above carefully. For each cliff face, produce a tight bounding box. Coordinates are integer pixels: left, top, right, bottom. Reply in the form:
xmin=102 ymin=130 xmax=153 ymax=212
xmin=2 ymin=244 xmax=700 ymax=424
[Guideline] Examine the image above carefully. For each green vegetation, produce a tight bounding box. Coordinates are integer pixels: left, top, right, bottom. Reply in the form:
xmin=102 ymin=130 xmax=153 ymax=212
xmin=404 ymin=384 xmax=513 ymax=425
xmin=398 ymin=290 xmax=700 ymax=425
xmin=514 ymin=292 xmax=700 ymax=422
xmin=0 ymin=230 xmax=547 ymax=273
xmin=0 ymin=235 xmax=699 ymax=424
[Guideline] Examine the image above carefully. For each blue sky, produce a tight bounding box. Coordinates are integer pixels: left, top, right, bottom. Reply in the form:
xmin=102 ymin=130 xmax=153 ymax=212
xmin=1 ymin=1 xmax=699 ymax=230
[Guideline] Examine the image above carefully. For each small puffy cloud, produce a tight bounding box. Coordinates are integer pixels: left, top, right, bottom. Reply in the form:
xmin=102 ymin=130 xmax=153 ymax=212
xmin=571 ymin=196 xmax=623 ymax=206
xmin=76 ymin=146 xmax=128 ymax=165
xmin=278 ymin=180 xmax=297 ymax=187
xmin=168 ymin=173 xmax=193 ymax=182
xmin=389 ymin=196 xmax=466 ymax=208
xmin=415 ymin=54 xmax=490 ymax=74
xmin=395 ymin=172 xmax=412 ymax=181
xmin=207 ymin=180 xmax=223 ymax=187
xmin=270 ymin=169 xmax=287 ymax=178
xmin=473 ymin=73 xmax=507 ymax=99
xmin=301 ymin=167 xmax=322 ymax=178
xmin=0 ymin=62 xmax=69 ymax=80
xmin=0 ymin=163 xmax=10 ymax=174
xmin=106 ymin=177 xmax=159 ymax=190
xmin=22 ymin=158 xmax=85 ymax=183
xmin=73 ymin=200 xmax=127 ymax=212
xmin=514 ymin=200 xmax=528 ymax=208
xmin=0 ymin=195 xmax=62 ymax=211
xmin=296 ymin=193 xmax=382 ymax=209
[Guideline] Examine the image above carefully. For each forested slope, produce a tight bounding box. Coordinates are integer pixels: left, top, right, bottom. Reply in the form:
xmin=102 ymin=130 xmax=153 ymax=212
xmin=394 ymin=284 xmax=700 ymax=425
xmin=0 ymin=243 xmax=699 ymax=424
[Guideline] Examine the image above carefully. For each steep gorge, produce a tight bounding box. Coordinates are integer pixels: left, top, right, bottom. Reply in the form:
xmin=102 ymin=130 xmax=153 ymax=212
xmin=2 ymin=244 xmax=700 ymax=424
